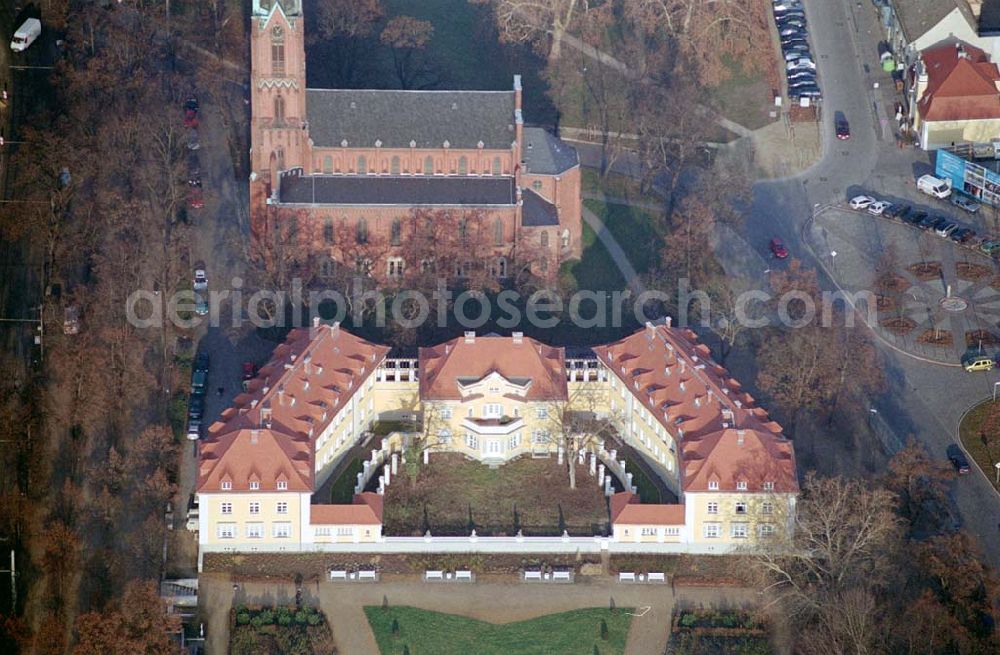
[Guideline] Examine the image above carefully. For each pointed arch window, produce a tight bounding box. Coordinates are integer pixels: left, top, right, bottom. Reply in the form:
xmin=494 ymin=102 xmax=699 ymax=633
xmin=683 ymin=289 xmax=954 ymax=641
xmin=274 ymin=95 xmax=285 ymax=125
xmin=493 ymin=218 xmax=503 ymax=246
xmin=323 ymin=217 xmax=334 ymax=244
xmin=390 ymin=156 xmax=401 ymax=175
xmin=458 ymin=218 xmax=468 ymax=241
xmin=271 ymin=25 xmax=285 ymax=76
xmin=540 ymin=231 xmax=549 ymax=248
xmin=423 ymin=155 xmax=434 ymax=175
xmin=356 ymin=218 xmax=368 ymax=244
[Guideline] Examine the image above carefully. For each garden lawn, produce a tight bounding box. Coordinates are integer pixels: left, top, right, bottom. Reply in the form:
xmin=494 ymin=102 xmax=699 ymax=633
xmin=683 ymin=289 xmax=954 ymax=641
xmin=382 ymin=453 xmax=610 ymax=536
xmin=959 ymin=400 xmax=1000 ymax=491
xmin=583 ymin=199 xmax=661 ymax=275
xmin=560 ymin=221 xmax=626 ymax=294
xmin=703 ymin=55 xmax=776 ymax=133
xmin=329 ymin=457 xmax=363 ymax=504
xmin=365 ymin=606 xmax=633 ymax=655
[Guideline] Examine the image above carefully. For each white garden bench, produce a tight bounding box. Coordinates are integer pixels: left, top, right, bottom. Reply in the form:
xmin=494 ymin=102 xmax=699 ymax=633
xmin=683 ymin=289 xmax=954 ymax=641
xmin=357 ymin=570 xmax=378 ymax=581
xmin=647 ymin=572 xmax=666 ymax=583
xmin=424 ymin=570 xmax=444 ymax=581
xmin=523 ymin=570 xmax=543 ymax=581
xmin=329 ymin=570 xmax=348 ymax=581
xmin=552 ymin=571 xmax=572 ymax=582
xmin=455 ymin=570 xmax=473 ymax=582
xmin=618 ymin=572 xmax=637 ymax=582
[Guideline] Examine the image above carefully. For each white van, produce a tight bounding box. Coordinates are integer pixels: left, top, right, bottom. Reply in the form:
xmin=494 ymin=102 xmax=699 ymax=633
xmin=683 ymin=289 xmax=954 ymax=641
xmin=10 ymin=18 xmax=40 ymax=52
xmin=917 ymin=174 xmax=952 ymax=199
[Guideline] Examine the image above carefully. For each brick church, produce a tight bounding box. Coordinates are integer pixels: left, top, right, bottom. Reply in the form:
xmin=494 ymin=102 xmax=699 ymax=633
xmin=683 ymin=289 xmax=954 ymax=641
xmin=249 ymin=0 xmax=582 ymax=282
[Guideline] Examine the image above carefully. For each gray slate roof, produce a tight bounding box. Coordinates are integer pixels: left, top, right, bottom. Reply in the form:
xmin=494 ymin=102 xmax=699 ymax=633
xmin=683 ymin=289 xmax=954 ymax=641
xmin=306 ymin=89 xmax=516 ymax=150
xmin=980 ymin=0 xmax=1000 ymax=35
xmin=522 ymin=127 xmax=579 ymax=175
xmin=278 ymin=173 xmax=516 ymax=206
xmin=521 ymin=189 xmax=559 ymax=227
xmin=892 ymin=0 xmax=972 ymax=42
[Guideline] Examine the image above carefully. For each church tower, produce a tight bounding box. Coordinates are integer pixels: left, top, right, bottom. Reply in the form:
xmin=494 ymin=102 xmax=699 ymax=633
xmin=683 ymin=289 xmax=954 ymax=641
xmin=250 ymin=0 xmax=309 ymax=183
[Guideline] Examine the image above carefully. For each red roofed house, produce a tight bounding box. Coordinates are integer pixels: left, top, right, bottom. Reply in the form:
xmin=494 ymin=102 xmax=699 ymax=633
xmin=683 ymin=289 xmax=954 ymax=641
xmin=913 ymin=41 xmax=1000 ymax=148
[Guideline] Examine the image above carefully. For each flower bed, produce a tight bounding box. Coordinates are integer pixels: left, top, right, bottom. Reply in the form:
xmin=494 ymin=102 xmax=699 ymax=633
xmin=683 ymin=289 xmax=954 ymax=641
xmin=670 ymin=609 xmax=771 ymax=654
xmin=230 ymin=605 xmax=336 ymax=655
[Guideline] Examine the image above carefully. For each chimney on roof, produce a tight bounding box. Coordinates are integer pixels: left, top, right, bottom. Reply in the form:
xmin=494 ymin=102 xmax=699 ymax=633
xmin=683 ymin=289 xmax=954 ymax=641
xmin=250 ymin=430 xmax=259 ymax=444
xmin=737 ymin=430 xmax=746 ymax=446
xmin=250 ymin=399 xmax=259 ymax=409
xmin=512 ymin=331 xmax=523 ymax=344
xmin=313 ymin=316 xmax=321 ymax=328
xmin=735 ymin=399 xmax=743 ymax=409
xmin=665 ymin=316 xmax=672 ymax=328
xmin=304 ymin=354 xmax=312 ymax=375
xmin=679 ymin=381 xmax=686 ymax=392
xmin=464 ymin=331 xmax=475 ymax=343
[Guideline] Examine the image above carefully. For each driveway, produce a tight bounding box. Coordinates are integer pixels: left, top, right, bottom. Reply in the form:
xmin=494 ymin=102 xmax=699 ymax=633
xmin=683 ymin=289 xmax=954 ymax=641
xmin=199 ymin=573 xmax=756 ymax=655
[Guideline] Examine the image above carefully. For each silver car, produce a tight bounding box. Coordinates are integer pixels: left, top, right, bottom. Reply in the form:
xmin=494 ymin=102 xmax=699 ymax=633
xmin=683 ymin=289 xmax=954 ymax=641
xmin=951 ymin=195 xmax=980 ymax=213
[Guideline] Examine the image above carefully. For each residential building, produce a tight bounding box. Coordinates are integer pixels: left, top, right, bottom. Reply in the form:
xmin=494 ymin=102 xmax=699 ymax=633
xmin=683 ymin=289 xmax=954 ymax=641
xmin=248 ymin=0 xmax=582 ymax=281
xmin=196 ymin=321 xmax=798 ymax=559
xmin=912 ymin=41 xmax=1000 ymax=148
xmin=883 ymin=1 xmax=999 ymax=63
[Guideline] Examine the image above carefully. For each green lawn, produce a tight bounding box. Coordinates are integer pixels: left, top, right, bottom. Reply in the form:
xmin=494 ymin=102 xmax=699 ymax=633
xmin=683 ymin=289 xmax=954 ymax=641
xmin=703 ymin=55 xmax=776 ymax=133
xmin=365 ymin=606 xmax=633 ymax=655
xmin=560 ymin=221 xmax=626 ymax=294
xmin=329 ymin=457 xmax=364 ymax=504
xmin=621 ymin=454 xmax=662 ymax=504
xmin=583 ymin=199 xmax=661 ymax=276
xmin=959 ymin=400 xmax=1000 ymax=491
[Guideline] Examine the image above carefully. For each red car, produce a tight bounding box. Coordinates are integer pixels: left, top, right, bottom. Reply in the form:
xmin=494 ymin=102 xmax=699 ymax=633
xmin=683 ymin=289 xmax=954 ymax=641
xmin=769 ymin=238 xmax=789 ymax=259
xmin=183 ymin=96 xmax=199 ymax=128
xmin=242 ymin=362 xmax=258 ymax=380
xmin=188 ymin=186 xmax=204 ymax=209
xmin=835 ymin=115 xmax=850 ymax=140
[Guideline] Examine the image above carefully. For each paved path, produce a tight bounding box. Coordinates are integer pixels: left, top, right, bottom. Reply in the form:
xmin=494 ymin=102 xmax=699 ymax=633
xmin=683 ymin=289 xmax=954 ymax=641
xmin=200 ymin=573 xmax=755 ymax=655
xmin=582 ymin=191 xmax=664 ymax=215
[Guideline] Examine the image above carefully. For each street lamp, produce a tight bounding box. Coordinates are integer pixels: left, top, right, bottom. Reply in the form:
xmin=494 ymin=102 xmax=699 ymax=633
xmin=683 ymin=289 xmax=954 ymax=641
xmin=993 ymin=381 xmax=1000 ymax=403
xmin=995 ymin=461 xmax=1000 ymax=485
xmin=830 ymin=250 xmax=838 ymax=273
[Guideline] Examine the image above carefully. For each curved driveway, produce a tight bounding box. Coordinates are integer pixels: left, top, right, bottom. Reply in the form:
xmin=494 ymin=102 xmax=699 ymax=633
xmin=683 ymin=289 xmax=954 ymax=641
xmin=750 ymin=0 xmax=1000 ymax=563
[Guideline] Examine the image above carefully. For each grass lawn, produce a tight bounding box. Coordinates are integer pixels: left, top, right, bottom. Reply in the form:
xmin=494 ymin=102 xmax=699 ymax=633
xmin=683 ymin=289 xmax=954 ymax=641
xmin=365 ymin=606 xmax=633 ymax=655
xmin=382 ymin=453 xmax=610 ymax=536
xmin=620 ymin=455 xmax=662 ymax=504
xmin=958 ymin=400 xmax=1000 ymax=491
xmin=329 ymin=457 xmax=364 ymax=504
xmin=560 ymin=221 xmax=626 ymax=294
xmin=703 ymin=55 xmax=776 ymax=132
xmin=583 ymin=199 xmax=661 ymax=275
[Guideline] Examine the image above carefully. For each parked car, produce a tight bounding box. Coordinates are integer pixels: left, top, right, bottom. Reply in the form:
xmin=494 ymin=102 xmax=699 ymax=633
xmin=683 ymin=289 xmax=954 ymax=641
xmin=951 ymin=195 xmax=980 ymax=213
xmin=849 ymin=195 xmax=875 ymax=210
xmin=188 ymin=394 xmax=205 ymax=420
xmin=979 ymin=240 xmax=1000 ymax=254
xmin=946 ymin=444 xmax=970 ymax=474
xmin=195 ymin=352 xmax=210 ymax=373
xmin=781 ymin=36 xmax=809 ymax=48
xmin=186 ymin=419 xmax=202 ymax=441
xmin=917 ymin=174 xmax=951 ymax=198
xmin=777 ymin=18 xmax=807 ymax=30
xmin=962 ymin=355 xmax=994 ymax=372
xmin=787 ymin=59 xmax=816 ymax=71
xmin=183 ymin=96 xmax=199 ymax=128
xmin=243 ymin=361 xmax=258 ymax=380
xmin=906 ymin=209 xmax=928 ymax=225
xmin=884 ymin=204 xmax=908 ymax=219
xmin=193 ymin=268 xmax=208 ymax=292
xmin=769 ymin=237 xmax=789 ymax=259
xmin=935 ymin=221 xmax=958 ymax=238
xmin=918 ymin=214 xmax=941 ymax=230
xmin=195 ymin=296 xmax=209 ymax=316
xmin=835 ymin=113 xmax=850 ymax=140
xmin=793 ymin=88 xmax=822 ymax=98
xmin=191 ymin=369 xmax=207 ymax=396
xmin=867 ymin=200 xmax=891 ymax=215
xmin=950 ymin=227 xmax=975 ymax=243
xmin=784 ymin=48 xmax=812 ymax=61
xmin=188 ymin=186 xmax=204 ymax=209
xmin=187 ymin=129 xmax=200 ymax=150
xmin=185 ymin=495 xmax=200 ymax=532
xmin=780 ymin=26 xmax=806 ymax=37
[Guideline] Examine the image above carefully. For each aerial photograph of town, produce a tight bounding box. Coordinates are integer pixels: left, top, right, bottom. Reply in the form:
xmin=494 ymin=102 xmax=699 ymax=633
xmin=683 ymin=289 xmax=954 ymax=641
xmin=0 ymin=0 xmax=999 ymax=653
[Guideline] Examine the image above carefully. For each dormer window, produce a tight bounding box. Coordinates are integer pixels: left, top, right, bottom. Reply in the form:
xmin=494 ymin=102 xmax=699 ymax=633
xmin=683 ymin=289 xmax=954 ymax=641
xmin=737 ymin=481 xmax=748 ymax=491
xmin=250 ymin=481 xmax=260 ymax=490
xmin=708 ymin=480 xmax=719 ymax=490
xmin=762 ymin=481 xmax=775 ymax=491
xmin=221 ymin=481 xmax=232 ymax=490
xmin=277 ymin=480 xmax=288 ymax=490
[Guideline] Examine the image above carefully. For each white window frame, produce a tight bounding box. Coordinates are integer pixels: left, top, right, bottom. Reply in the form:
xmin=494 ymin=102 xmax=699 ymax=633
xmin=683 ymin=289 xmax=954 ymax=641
xmin=731 ymin=522 xmax=749 ymax=539
xmin=708 ymin=481 xmax=719 ymax=490
xmin=483 ymin=403 xmax=502 ymax=418
xmin=249 ymin=481 xmax=260 ymax=490
xmin=277 ymin=480 xmax=288 ymax=490
xmin=221 ymin=502 xmax=232 ymax=515
xmin=703 ymin=523 xmax=721 ymax=539
xmin=246 ymin=523 xmax=264 ymax=539
xmin=249 ymin=502 xmax=260 ymax=515
xmin=336 ymin=526 xmax=353 ymax=536
xmin=735 ymin=502 xmax=748 ymax=515
xmin=706 ymin=502 xmax=718 ymax=514
xmin=277 ymin=501 xmax=288 ymax=514
xmin=386 ymin=256 xmax=405 ymax=278
xmin=536 ymin=407 xmax=548 ymax=419
xmin=465 ymin=433 xmax=478 ymax=450
xmin=759 ymin=523 xmax=775 ymax=537
xmin=272 ymin=522 xmax=292 ymax=538
xmin=221 ymin=481 xmax=232 ymax=490
xmin=439 ymin=407 xmax=453 ymax=419
xmin=762 ymin=481 xmax=775 ymax=491
xmin=217 ymin=523 xmax=236 ymax=539
xmin=762 ymin=502 xmax=774 ymax=515
xmin=737 ymin=481 xmax=748 ymax=491
xmin=640 ymin=527 xmax=657 ymax=536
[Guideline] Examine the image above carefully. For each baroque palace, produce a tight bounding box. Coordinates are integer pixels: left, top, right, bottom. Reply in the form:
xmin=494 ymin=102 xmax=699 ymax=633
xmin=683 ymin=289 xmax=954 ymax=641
xmin=249 ymin=0 xmax=583 ymax=280
xmin=195 ymin=321 xmax=798 ymax=564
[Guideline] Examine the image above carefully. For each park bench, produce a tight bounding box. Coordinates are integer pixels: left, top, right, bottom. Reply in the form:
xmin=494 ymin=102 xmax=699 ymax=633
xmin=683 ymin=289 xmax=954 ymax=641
xmin=523 ymin=570 xmax=543 ymax=581
xmin=618 ymin=572 xmax=637 ymax=582
xmin=329 ymin=570 xmax=348 ymax=581
xmin=424 ymin=570 xmax=444 ymax=581
xmin=552 ymin=570 xmax=572 ymax=582
xmin=357 ymin=570 xmax=378 ymax=581
xmin=455 ymin=570 xmax=473 ymax=582
xmin=647 ymin=572 xmax=666 ymax=583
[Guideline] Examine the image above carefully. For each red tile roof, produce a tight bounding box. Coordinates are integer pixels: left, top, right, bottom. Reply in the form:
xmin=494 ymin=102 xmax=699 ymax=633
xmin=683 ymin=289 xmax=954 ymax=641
xmin=919 ymin=43 xmax=1000 ymax=122
xmin=610 ymin=492 xmax=685 ymax=525
xmin=197 ymin=323 xmax=389 ymax=493
xmin=419 ymin=333 xmax=567 ymax=401
xmin=310 ymin=493 xmax=383 ymax=525
xmin=197 ymin=428 xmax=312 ymax=493
xmin=594 ymin=324 xmax=797 ymax=494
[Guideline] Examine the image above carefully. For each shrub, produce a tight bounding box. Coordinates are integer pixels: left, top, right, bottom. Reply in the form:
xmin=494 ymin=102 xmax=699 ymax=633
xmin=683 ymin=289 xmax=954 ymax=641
xmin=236 ymin=612 xmax=251 ymax=625
xmin=306 ymin=612 xmax=322 ymax=626
xmin=295 ymin=610 xmax=308 ymax=625
xmin=600 ymin=619 xmax=609 ymax=640
xmin=258 ymin=609 xmax=275 ymax=625
xmin=402 ymin=646 xmax=411 ymax=655
xmin=391 ymin=618 xmax=400 ymax=636
xmin=249 ymin=615 xmax=264 ymax=629
xmin=277 ymin=613 xmax=292 ymax=627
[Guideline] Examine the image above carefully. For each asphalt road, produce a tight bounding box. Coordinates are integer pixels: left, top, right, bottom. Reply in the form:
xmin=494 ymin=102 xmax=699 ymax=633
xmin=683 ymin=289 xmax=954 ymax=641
xmin=750 ymin=0 xmax=1000 ymax=563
